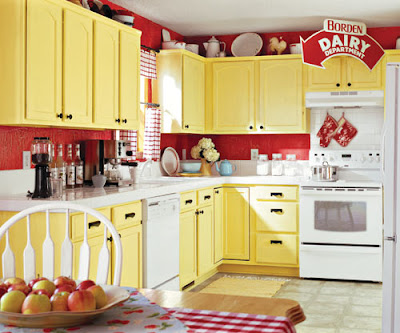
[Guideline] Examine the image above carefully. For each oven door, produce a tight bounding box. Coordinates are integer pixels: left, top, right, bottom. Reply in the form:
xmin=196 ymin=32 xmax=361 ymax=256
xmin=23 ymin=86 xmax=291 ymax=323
xmin=300 ymin=187 xmax=382 ymax=246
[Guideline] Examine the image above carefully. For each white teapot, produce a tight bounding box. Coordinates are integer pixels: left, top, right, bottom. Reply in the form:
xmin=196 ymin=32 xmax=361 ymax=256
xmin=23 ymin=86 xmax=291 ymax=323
xmin=203 ymin=36 xmax=226 ymax=58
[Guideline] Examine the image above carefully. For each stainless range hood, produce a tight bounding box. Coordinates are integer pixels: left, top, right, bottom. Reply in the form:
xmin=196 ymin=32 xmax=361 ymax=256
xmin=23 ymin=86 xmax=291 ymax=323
xmin=305 ymin=90 xmax=384 ymax=108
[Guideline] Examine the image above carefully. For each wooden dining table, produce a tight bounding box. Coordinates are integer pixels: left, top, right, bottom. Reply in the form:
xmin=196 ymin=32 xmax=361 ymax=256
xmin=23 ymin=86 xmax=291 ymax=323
xmin=139 ymin=288 xmax=306 ymax=325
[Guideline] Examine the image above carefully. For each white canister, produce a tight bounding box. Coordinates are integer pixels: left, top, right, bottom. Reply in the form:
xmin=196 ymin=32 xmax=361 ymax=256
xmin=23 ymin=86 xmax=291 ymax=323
xmin=271 ymin=153 xmax=283 ymax=176
xmin=257 ymin=154 xmax=269 ymax=176
xmin=396 ymin=37 xmax=400 ymax=50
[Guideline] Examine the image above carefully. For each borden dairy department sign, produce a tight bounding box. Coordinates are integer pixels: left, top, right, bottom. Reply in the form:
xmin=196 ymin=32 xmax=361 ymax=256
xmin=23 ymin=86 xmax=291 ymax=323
xmin=301 ymin=19 xmax=384 ymax=70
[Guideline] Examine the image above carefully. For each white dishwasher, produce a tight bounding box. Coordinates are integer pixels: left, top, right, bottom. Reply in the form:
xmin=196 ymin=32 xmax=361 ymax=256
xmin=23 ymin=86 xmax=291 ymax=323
xmin=142 ymin=193 xmax=180 ymax=290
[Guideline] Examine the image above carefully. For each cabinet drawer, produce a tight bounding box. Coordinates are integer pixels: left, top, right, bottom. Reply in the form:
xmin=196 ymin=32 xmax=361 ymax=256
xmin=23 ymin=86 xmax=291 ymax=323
xmin=198 ymin=188 xmax=213 ymax=206
xmin=112 ymin=201 xmax=142 ymax=229
xmin=255 ymin=202 xmax=298 ymax=233
xmin=72 ymin=207 xmax=111 ymax=241
xmin=256 ymin=234 xmax=298 ymax=265
xmin=252 ymin=186 xmax=298 ymax=201
xmin=180 ymin=191 xmax=197 ymax=211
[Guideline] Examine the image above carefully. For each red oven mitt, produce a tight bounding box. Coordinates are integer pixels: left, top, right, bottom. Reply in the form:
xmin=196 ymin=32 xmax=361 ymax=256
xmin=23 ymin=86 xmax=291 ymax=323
xmin=333 ymin=114 xmax=358 ymax=147
xmin=317 ymin=113 xmax=338 ymax=148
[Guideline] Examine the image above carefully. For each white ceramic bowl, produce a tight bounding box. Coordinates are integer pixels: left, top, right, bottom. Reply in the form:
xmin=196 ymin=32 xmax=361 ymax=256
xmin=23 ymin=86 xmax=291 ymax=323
xmin=290 ymin=43 xmax=301 ymax=54
xmin=92 ymin=174 xmax=107 ymax=188
xmin=181 ymin=161 xmax=201 ymax=173
xmin=112 ymin=15 xmax=134 ymax=27
xmin=185 ymin=44 xmax=199 ymax=54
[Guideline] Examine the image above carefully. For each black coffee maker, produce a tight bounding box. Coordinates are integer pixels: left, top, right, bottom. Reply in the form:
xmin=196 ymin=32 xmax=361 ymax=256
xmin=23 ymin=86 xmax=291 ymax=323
xmin=31 ymin=137 xmax=52 ymax=199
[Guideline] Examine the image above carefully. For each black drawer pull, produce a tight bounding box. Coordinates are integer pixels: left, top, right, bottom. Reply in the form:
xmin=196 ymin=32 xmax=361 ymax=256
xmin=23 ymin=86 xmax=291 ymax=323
xmin=270 ymin=240 xmax=283 ymax=245
xmin=270 ymin=209 xmax=283 ymax=214
xmin=204 ymin=195 xmax=211 ymax=200
xmin=185 ymin=199 xmax=193 ymax=205
xmin=88 ymin=221 xmax=101 ymax=229
xmin=125 ymin=212 xmax=136 ymax=219
xmin=215 ymin=190 xmax=219 ymax=194
xmin=270 ymin=192 xmax=283 ymax=198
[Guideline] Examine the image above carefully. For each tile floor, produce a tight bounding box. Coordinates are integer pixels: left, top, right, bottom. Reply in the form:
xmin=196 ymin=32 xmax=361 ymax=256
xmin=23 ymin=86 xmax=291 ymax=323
xmin=190 ymin=273 xmax=382 ymax=333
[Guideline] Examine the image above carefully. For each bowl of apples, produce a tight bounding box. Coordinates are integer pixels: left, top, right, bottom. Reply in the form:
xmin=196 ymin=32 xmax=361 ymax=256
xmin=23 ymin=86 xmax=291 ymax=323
xmin=0 ymin=276 xmax=129 ymax=328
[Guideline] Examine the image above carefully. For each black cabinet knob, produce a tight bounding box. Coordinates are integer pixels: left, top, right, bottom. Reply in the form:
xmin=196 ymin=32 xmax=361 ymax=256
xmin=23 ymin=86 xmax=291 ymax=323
xmin=185 ymin=125 xmax=189 ymax=129
xmin=347 ymin=83 xmax=351 ymax=87
xmin=57 ymin=113 xmax=63 ymax=119
xmin=115 ymin=118 xmax=121 ymax=123
xmin=336 ymin=83 xmax=340 ymax=87
xmin=260 ymin=125 xmax=264 ymax=130
xmin=215 ymin=190 xmax=219 ymax=194
xmin=66 ymin=114 xmax=73 ymax=120
xmin=249 ymin=126 xmax=253 ymax=130
xmin=122 ymin=119 xmax=127 ymax=123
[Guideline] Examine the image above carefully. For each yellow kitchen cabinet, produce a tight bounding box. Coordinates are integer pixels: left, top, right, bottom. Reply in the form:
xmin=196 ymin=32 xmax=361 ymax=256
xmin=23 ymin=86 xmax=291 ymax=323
xmin=305 ymin=56 xmax=383 ymax=91
xmin=259 ymin=58 xmax=305 ymax=132
xmin=222 ymin=187 xmax=250 ymax=260
xmin=255 ymin=201 xmax=298 ymax=233
xmin=197 ymin=205 xmax=214 ymax=277
xmin=385 ymin=50 xmax=400 ymax=63
xmin=210 ymin=61 xmax=255 ymax=133
xmin=63 ymin=7 xmax=93 ymax=125
xmin=213 ymin=188 xmax=223 ymax=264
xmin=26 ymin=0 xmax=63 ymax=125
xmin=155 ymin=50 xmax=205 ymax=133
xmin=119 ymin=31 xmax=141 ymax=129
xmin=256 ymin=233 xmax=298 ymax=265
xmin=179 ymin=210 xmax=197 ymax=288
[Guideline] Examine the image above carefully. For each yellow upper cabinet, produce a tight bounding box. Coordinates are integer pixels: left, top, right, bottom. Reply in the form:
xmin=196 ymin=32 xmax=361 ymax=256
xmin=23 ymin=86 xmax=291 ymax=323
xmin=26 ymin=0 xmax=63 ymax=125
xmin=305 ymin=56 xmax=383 ymax=91
xmin=259 ymin=58 xmax=305 ymax=133
xmin=155 ymin=50 xmax=205 ymax=133
xmin=63 ymin=8 xmax=93 ymax=125
xmin=119 ymin=31 xmax=141 ymax=129
xmin=385 ymin=50 xmax=400 ymax=63
xmin=210 ymin=61 xmax=255 ymax=133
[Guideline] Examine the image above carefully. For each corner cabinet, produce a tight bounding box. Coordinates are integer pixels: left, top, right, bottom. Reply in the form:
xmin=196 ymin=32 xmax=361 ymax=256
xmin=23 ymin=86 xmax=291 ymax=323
xmin=155 ymin=50 xmax=205 ymax=133
xmin=0 ymin=0 xmax=141 ymax=130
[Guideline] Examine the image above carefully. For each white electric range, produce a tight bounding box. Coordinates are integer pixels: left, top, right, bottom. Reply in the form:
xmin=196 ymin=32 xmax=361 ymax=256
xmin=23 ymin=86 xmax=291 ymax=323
xmin=300 ymin=150 xmax=383 ymax=282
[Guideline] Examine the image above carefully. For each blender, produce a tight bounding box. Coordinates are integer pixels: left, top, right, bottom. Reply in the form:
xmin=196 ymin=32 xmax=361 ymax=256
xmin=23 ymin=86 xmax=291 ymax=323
xmin=31 ymin=137 xmax=52 ymax=199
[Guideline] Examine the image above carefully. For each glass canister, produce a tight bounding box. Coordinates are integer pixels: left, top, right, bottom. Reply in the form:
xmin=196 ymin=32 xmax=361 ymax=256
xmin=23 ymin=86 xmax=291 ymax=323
xmin=271 ymin=153 xmax=283 ymax=176
xmin=256 ymin=154 xmax=269 ymax=176
xmin=284 ymin=154 xmax=297 ymax=176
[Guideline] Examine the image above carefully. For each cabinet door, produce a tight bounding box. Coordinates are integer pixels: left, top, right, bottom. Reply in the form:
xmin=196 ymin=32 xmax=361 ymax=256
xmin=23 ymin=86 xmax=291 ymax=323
xmin=63 ymin=9 xmax=93 ymax=125
xmin=386 ymin=52 xmax=400 ymax=63
xmin=345 ymin=57 xmax=383 ymax=90
xmin=260 ymin=59 xmax=304 ymax=132
xmin=223 ymin=188 xmax=250 ymax=260
xmin=26 ymin=0 xmax=62 ymax=124
xmin=305 ymin=57 xmax=343 ymax=91
xmin=213 ymin=188 xmax=223 ymax=264
xmin=114 ymin=225 xmax=142 ymax=288
xmin=183 ymin=55 xmax=205 ymax=133
xmin=93 ymin=21 xmax=119 ymax=127
xmin=179 ymin=210 xmax=197 ymax=288
xmin=212 ymin=61 xmax=255 ymax=132
xmin=119 ymin=31 xmax=140 ymax=129
xmin=197 ymin=205 xmax=214 ymax=276
xmin=73 ymin=235 xmax=112 ymax=284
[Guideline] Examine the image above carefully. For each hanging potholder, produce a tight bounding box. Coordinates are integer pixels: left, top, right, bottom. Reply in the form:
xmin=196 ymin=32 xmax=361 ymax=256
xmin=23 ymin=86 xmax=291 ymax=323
xmin=317 ymin=113 xmax=338 ymax=148
xmin=333 ymin=114 xmax=358 ymax=147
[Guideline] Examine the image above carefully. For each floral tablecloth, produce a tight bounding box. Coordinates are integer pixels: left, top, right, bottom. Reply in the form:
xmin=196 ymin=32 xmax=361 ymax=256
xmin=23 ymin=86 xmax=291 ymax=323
xmin=0 ymin=288 xmax=187 ymax=333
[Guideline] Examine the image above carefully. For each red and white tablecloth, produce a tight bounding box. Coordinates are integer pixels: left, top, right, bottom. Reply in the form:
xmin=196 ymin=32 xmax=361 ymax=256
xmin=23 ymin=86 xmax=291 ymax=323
xmin=167 ymin=308 xmax=297 ymax=333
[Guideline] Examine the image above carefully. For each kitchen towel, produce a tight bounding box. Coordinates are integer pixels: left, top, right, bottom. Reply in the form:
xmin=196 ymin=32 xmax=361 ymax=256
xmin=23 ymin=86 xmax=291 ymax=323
xmin=333 ymin=113 xmax=358 ymax=147
xmin=317 ymin=113 xmax=338 ymax=148
xmin=140 ymin=49 xmax=157 ymax=79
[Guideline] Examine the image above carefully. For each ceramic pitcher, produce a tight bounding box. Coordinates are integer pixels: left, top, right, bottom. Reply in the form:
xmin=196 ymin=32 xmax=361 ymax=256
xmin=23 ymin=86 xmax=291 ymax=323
xmin=215 ymin=160 xmax=237 ymax=176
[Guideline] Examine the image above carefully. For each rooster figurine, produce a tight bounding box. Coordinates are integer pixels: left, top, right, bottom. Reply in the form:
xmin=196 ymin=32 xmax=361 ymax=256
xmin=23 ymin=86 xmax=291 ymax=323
xmin=268 ymin=36 xmax=287 ymax=55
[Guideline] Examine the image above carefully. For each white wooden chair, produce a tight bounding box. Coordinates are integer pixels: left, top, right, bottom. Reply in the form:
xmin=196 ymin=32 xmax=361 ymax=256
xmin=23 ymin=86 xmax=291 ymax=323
xmin=0 ymin=203 xmax=122 ymax=286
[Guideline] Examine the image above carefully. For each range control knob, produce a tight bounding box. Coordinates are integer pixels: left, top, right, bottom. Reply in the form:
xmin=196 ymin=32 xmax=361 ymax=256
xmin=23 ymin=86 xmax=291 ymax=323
xmin=376 ymin=155 xmax=381 ymax=163
xmin=369 ymin=156 xmax=375 ymax=163
xmin=315 ymin=157 xmax=320 ymax=163
xmin=360 ymin=155 xmax=366 ymax=163
xmin=329 ymin=156 xmax=335 ymax=163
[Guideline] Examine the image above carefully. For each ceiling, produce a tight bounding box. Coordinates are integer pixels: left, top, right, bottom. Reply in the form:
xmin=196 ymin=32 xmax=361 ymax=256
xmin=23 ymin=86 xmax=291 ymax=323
xmin=110 ymin=0 xmax=400 ymax=36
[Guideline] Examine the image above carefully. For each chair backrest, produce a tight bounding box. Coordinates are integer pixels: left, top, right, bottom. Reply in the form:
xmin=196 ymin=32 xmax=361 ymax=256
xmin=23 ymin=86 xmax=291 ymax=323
xmin=0 ymin=202 xmax=122 ymax=286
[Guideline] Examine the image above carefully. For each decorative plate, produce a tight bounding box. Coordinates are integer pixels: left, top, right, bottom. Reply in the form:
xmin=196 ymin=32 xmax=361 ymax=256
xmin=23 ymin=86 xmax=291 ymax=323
xmin=161 ymin=147 xmax=180 ymax=176
xmin=0 ymin=284 xmax=129 ymax=328
xmin=231 ymin=33 xmax=263 ymax=57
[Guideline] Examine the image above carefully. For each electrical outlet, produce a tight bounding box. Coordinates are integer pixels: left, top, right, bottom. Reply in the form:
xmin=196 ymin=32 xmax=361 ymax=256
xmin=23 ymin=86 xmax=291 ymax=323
xmin=23 ymin=151 xmax=31 ymax=169
xmin=251 ymin=149 xmax=259 ymax=161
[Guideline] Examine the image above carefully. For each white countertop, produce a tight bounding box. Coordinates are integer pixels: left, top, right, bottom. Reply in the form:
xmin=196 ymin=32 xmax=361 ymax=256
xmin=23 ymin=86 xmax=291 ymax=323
xmin=0 ymin=176 xmax=306 ymax=211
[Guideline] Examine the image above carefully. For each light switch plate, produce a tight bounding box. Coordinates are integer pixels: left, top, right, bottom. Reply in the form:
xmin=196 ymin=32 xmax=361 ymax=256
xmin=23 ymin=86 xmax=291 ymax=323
xmin=251 ymin=149 xmax=259 ymax=161
xmin=182 ymin=148 xmax=186 ymax=160
xmin=23 ymin=151 xmax=31 ymax=169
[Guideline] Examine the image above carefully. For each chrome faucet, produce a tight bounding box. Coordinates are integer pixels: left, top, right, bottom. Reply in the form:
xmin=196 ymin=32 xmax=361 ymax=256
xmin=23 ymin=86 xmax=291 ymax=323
xmin=139 ymin=160 xmax=153 ymax=178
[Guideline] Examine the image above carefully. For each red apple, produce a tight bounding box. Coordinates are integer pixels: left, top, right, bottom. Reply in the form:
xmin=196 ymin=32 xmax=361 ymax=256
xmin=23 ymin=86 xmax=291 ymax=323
xmin=28 ymin=277 xmax=48 ymax=289
xmin=21 ymin=294 xmax=51 ymax=314
xmin=50 ymin=291 xmax=70 ymax=311
xmin=76 ymin=280 xmax=95 ymax=291
xmin=54 ymin=284 xmax=74 ymax=295
xmin=67 ymin=290 xmax=96 ymax=312
xmin=0 ymin=283 xmax=7 ymax=290
xmin=32 ymin=280 xmax=56 ymax=296
xmin=87 ymin=285 xmax=107 ymax=309
xmin=8 ymin=284 xmax=31 ymax=296
xmin=0 ymin=287 xmax=7 ymax=299
xmin=54 ymin=276 xmax=76 ymax=290
xmin=4 ymin=277 xmax=25 ymax=287
xmin=29 ymin=289 xmax=52 ymax=298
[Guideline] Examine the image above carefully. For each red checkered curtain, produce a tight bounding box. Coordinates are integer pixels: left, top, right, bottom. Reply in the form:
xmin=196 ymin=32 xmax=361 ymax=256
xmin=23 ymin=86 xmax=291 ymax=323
xmin=143 ymin=108 xmax=161 ymax=160
xmin=140 ymin=50 xmax=157 ymax=79
xmin=119 ymin=130 xmax=137 ymax=160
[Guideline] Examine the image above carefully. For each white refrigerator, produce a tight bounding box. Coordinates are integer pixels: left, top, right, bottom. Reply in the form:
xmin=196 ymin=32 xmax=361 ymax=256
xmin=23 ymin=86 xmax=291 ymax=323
xmin=383 ymin=62 xmax=400 ymax=333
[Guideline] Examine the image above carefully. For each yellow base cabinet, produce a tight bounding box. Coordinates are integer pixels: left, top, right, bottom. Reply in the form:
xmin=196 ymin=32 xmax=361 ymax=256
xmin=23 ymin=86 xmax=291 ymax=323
xmin=155 ymin=50 xmax=205 ymax=133
xmin=213 ymin=188 xmax=223 ymax=264
xmin=197 ymin=205 xmax=214 ymax=276
xmin=256 ymin=234 xmax=298 ymax=265
xmin=179 ymin=210 xmax=197 ymax=287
